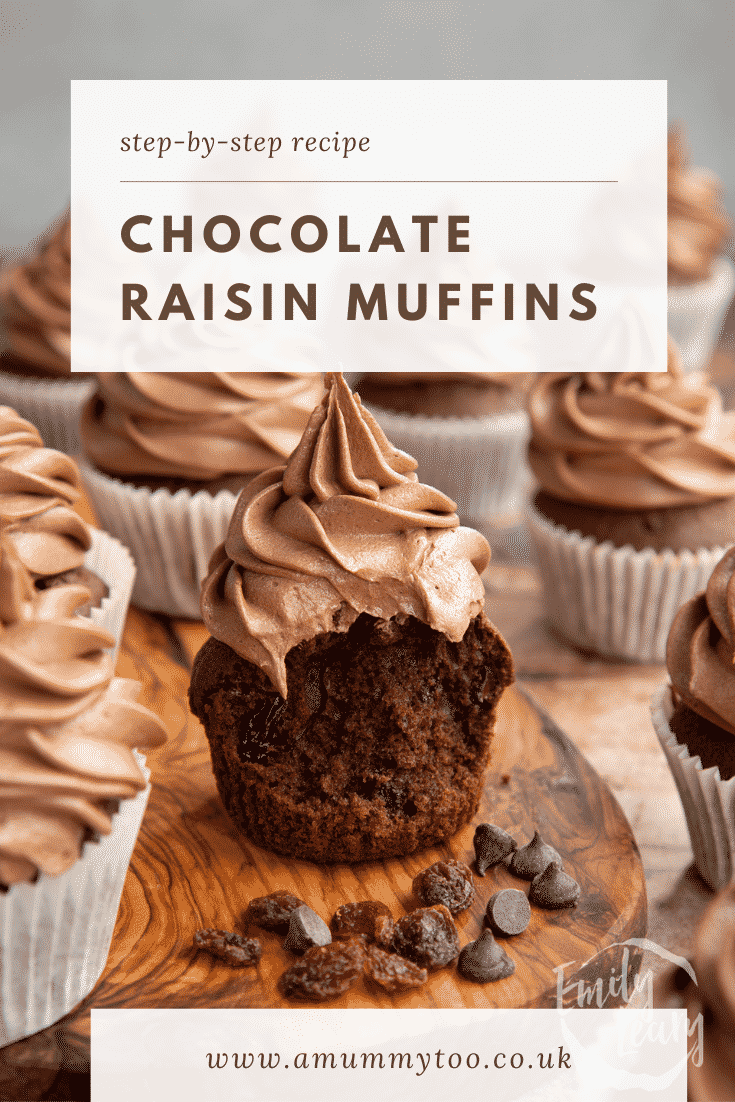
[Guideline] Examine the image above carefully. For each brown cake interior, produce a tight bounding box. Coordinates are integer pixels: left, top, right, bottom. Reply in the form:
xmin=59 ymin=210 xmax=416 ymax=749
xmin=189 ymin=611 xmax=513 ymax=863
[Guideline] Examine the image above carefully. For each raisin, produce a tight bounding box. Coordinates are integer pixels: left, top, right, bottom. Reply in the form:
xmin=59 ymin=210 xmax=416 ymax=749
xmin=279 ymin=939 xmax=366 ymax=1001
xmin=412 ymin=860 xmax=475 ymax=914
xmin=283 ymin=905 xmax=332 ymax=954
xmin=374 ymin=913 xmax=396 ymax=950
xmin=364 ymin=945 xmax=428 ymax=992
xmin=193 ymin=928 xmax=261 ymax=967
xmin=330 ymin=900 xmax=393 ymax=943
xmin=244 ymin=890 xmax=305 ymax=931
xmin=392 ymin=905 xmax=460 ymax=969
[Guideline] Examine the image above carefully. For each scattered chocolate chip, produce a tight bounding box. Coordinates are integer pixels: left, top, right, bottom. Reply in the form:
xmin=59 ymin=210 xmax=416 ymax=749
xmin=412 ymin=860 xmax=475 ymax=914
xmin=392 ymin=905 xmax=460 ymax=969
xmin=529 ymin=863 xmax=580 ymax=909
xmin=279 ymin=938 xmax=366 ymax=1001
xmin=458 ymin=930 xmax=515 ymax=983
xmin=283 ymin=905 xmax=332 ymax=954
xmin=330 ymin=900 xmax=393 ymax=943
xmin=244 ymin=890 xmax=305 ymax=931
xmin=509 ymin=831 xmax=561 ymax=880
xmin=364 ymin=945 xmax=428 ymax=992
xmin=485 ymin=889 xmax=531 ymax=936
xmin=473 ymin=823 xmax=517 ymax=876
xmin=193 ymin=928 xmax=261 ymax=967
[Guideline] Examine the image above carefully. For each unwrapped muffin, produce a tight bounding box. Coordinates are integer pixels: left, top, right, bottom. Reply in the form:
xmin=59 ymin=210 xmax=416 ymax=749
xmin=526 ymin=338 xmax=735 ymax=660
xmin=652 ymin=545 xmax=735 ymax=890
xmin=189 ymin=372 xmax=514 ymax=862
xmin=79 ymin=370 xmax=324 ymax=617
xmin=0 ymin=530 xmax=167 ymax=1043
xmin=667 ymin=125 xmax=734 ymax=373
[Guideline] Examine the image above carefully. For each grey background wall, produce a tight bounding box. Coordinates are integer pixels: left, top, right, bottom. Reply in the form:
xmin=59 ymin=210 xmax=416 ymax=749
xmin=1 ymin=0 xmax=734 ymax=252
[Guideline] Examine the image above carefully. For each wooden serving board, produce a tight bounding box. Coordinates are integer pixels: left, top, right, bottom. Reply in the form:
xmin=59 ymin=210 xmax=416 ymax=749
xmin=0 ymin=611 xmax=646 ymax=1099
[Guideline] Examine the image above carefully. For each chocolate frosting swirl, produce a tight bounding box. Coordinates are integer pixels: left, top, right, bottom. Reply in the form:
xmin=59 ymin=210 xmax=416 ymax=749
xmin=0 ymin=533 xmax=167 ymax=886
xmin=667 ymin=546 xmax=735 ymax=736
xmin=0 ymin=216 xmax=71 ymax=376
xmin=528 ymin=338 xmax=735 ymax=509
xmin=0 ymin=406 xmax=91 ymax=578
xmin=81 ymin=371 xmax=325 ymax=481
xmin=201 ymin=373 xmax=490 ymax=696
xmin=668 ymin=126 xmax=733 ymax=285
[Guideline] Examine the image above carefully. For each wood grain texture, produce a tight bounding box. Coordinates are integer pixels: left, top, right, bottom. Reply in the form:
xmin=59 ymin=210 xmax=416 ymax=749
xmin=0 ymin=600 xmax=647 ymax=1100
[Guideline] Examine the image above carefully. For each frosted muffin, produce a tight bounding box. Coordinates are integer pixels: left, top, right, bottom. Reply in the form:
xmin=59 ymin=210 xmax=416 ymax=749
xmin=0 ymin=405 xmax=134 ymax=657
xmin=79 ymin=371 xmax=324 ymax=617
xmin=526 ymin=339 xmax=735 ymax=660
xmin=0 ymin=532 xmax=167 ymax=1043
xmin=652 ymin=545 xmax=735 ymax=889
xmin=668 ymin=126 xmax=734 ymax=373
xmin=356 ymin=371 xmax=531 ymax=526
xmin=0 ymin=215 xmax=95 ymax=453
xmin=189 ymin=373 xmax=514 ymax=862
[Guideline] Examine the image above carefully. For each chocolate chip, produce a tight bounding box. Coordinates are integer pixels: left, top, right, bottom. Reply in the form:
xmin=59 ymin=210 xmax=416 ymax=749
xmin=244 ymin=890 xmax=305 ymax=931
xmin=392 ymin=905 xmax=460 ymax=969
xmin=458 ymin=930 xmax=515 ymax=983
xmin=193 ymin=928 xmax=261 ymax=967
xmin=509 ymin=830 xmax=561 ymax=880
xmin=283 ymin=904 xmax=332 ymax=954
xmin=529 ymin=863 xmax=580 ymax=909
xmin=473 ymin=823 xmax=517 ymax=875
xmin=485 ymin=889 xmax=531 ymax=936
xmin=412 ymin=860 xmax=475 ymax=914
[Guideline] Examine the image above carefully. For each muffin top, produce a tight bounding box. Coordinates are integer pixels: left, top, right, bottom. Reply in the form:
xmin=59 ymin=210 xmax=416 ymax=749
xmin=527 ymin=338 xmax=735 ymax=509
xmin=80 ymin=371 xmax=324 ymax=481
xmin=201 ymin=372 xmax=490 ymax=695
xmin=0 ymin=531 xmax=166 ymax=887
xmin=357 ymin=372 xmax=531 ymax=418
xmin=668 ymin=126 xmax=733 ymax=286
xmin=0 ymin=405 xmax=91 ymax=580
xmin=0 ymin=216 xmax=71 ymax=376
xmin=667 ymin=545 xmax=735 ymax=736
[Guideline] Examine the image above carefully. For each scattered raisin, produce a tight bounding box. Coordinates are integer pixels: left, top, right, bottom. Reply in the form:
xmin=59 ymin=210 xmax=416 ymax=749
xmin=330 ymin=900 xmax=393 ymax=942
xmin=364 ymin=945 xmax=428 ymax=992
xmin=280 ymin=939 xmax=366 ymax=1001
xmin=283 ymin=905 xmax=332 ymax=954
xmin=374 ymin=913 xmax=396 ymax=950
xmin=392 ymin=905 xmax=460 ymax=969
xmin=244 ymin=890 xmax=305 ymax=931
xmin=412 ymin=860 xmax=475 ymax=914
xmin=193 ymin=929 xmax=261 ymax=967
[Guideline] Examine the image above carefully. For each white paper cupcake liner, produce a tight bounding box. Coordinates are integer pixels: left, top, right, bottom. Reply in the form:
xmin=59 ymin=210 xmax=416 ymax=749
xmin=85 ymin=527 xmax=136 ymax=664
xmin=0 ymin=766 xmax=150 ymax=1045
xmin=652 ymin=684 xmax=735 ymax=891
xmin=0 ymin=372 xmax=95 ymax=456
xmin=526 ymin=503 xmax=727 ymax=662
xmin=80 ymin=463 xmax=236 ymax=618
xmin=363 ymin=403 xmax=530 ymax=525
xmin=668 ymin=256 xmax=735 ymax=374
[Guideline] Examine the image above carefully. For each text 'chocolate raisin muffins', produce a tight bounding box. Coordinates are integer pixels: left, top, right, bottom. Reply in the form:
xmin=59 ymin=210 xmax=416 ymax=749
xmin=189 ymin=373 xmax=514 ymax=863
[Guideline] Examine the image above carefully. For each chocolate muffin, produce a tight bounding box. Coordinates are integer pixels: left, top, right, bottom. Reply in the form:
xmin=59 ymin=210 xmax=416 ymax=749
xmin=189 ymin=373 xmax=513 ymax=863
